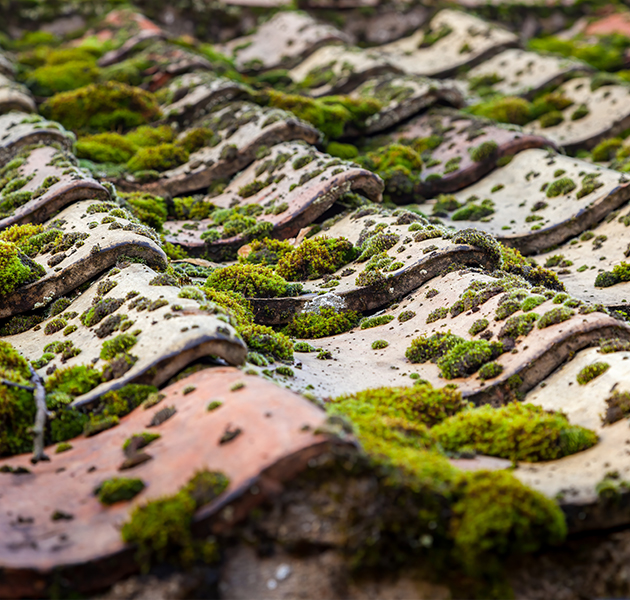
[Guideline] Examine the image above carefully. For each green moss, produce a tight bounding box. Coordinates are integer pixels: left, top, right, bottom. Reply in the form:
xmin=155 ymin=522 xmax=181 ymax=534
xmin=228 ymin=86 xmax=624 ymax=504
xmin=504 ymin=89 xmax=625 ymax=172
xmin=538 ymin=111 xmax=564 ymax=128
xmin=406 ymin=332 xmax=464 ymax=364
xmin=452 ymin=199 xmax=495 ymax=221
xmin=205 ymin=264 xmax=300 ymax=298
xmin=276 ymin=365 xmax=294 ymax=377
xmin=433 ymin=402 xmax=597 ymax=462
xmin=361 ymin=314 xmax=395 ymax=329
xmin=595 ymin=262 xmax=630 ymax=288
xmin=127 ymin=143 xmax=189 ymax=173
xmin=438 ymin=339 xmax=503 ymax=380
xmin=498 ymin=313 xmax=539 ymax=340
xmin=118 ymin=192 xmax=168 ymax=231
xmin=177 ymin=127 xmax=217 ymax=154
xmin=240 ymin=324 xmax=294 ymax=361
xmin=326 ymin=142 xmax=359 ymax=159
xmin=121 ymin=469 xmax=228 ymax=571
xmin=432 ymin=194 xmax=461 ymax=216
xmin=0 ymin=241 xmax=42 ymax=297
xmin=576 ymin=174 xmax=604 ymax=199
xmin=452 ymin=229 xmax=502 ymax=269
xmin=450 ymin=470 xmax=566 ymax=576
xmin=122 ymin=432 xmax=161 ymax=452
xmin=592 ymin=138 xmax=623 ymax=162
xmin=45 ymin=365 xmax=102 ymax=396
xmin=398 ymin=310 xmax=415 ymax=323
xmin=41 ymin=82 xmax=161 ymax=133
xmin=478 ymin=361 xmax=503 ymax=379
xmin=275 ymin=237 xmax=356 ymax=281
xmin=521 ymin=295 xmax=546 ymax=312
xmin=537 ymin=306 xmax=574 ymax=329
xmin=357 ymin=231 xmax=400 ymax=261
xmin=263 ymin=90 xmax=381 ymax=140
xmin=469 ymin=319 xmax=489 ymax=336
xmin=571 ymin=104 xmax=589 ymax=120
xmin=55 ymin=442 xmax=72 ymax=453
xmin=0 ymin=341 xmax=35 ymax=456
xmin=80 ymin=297 xmax=124 ymax=327
xmin=126 ymin=125 xmax=175 ymax=148
xmin=469 ymin=141 xmax=498 ymax=163
xmin=576 ymin=361 xmax=610 ymax=385
xmin=294 ymin=341 xmax=316 ymax=353
xmin=75 ymin=132 xmax=138 ymax=164
xmin=372 ymin=339 xmax=389 ymax=350
xmin=96 ymin=477 xmax=145 ymax=505
xmin=26 ymin=58 xmax=100 ymax=97
xmin=284 ymin=307 xmax=359 ymax=339
xmin=469 ymin=96 xmax=532 ymax=126
xmin=100 ymin=333 xmax=138 ymax=361
xmin=241 ymin=238 xmax=294 ymax=266
xmin=546 ymin=177 xmax=576 ymax=198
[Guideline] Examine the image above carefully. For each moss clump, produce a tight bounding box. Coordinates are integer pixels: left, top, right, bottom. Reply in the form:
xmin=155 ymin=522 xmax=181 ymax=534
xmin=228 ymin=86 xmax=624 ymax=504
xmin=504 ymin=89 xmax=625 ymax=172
xmin=361 ymin=314 xmax=395 ymax=329
xmin=41 ymin=82 xmax=161 ymax=133
xmin=595 ymin=262 xmax=630 ymax=288
xmin=592 ymin=138 xmax=623 ymax=162
xmin=451 ymin=229 xmax=502 ymax=269
xmin=469 ymin=319 xmax=489 ymax=336
xmin=433 ymin=402 xmax=597 ymax=462
xmin=206 ymin=264 xmax=300 ymax=298
xmin=372 ymin=340 xmax=389 ymax=350
xmin=177 ymin=127 xmax=217 ymax=154
xmin=405 ymin=332 xmax=464 ymax=364
xmin=437 ymin=340 xmax=503 ymax=380
xmin=546 ymin=177 xmax=576 ymax=198
xmin=275 ymin=237 xmax=356 ymax=281
xmin=469 ymin=141 xmax=498 ymax=163
xmin=521 ymin=295 xmax=546 ymax=312
xmin=284 ymin=307 xmax=359 ymax=339
xmin=537 ymin=306 xmax=574 ymax=329
xmin=75 ymin=133 xmax=138 ymax=164
xmin=45 ymin=365 xmax=102 ymax=396
xmin=294 ymin=341 xmax=316 ymax=353
xmin=119 ymin=192 xmax=168 ymax=231
xmin=498 ymin=313 xmax=539 ymax=340
xmin=326 ymin=142 xmax=359 ymax=159
xmin=538 ymin=111 xmax=564 ymax=128
xmin=576 ymin=361 xmax=610 ymax=385
xmin=450 ymin=470 xmax=567 ymax=576
xmin=122 ymin=432 xmax=161 ymax=452
xmin=357 ymin=231 xmax=400 ymax=261
xmin=127 ymin=143 xmax=189 ymax=173
xmin=469 ymin=96 xmax=532 ymax=126
xmin=603 ymin=390 xmax=630 ymax=425
xmin=0 ymin=341 xmax=35 ymax=456
xmin=100 ymin=333 xmax=138 ymax=361
xmin=26 ymin=54 xmax=100 ymax=97
xmin=478 ymin=361 xmax=503 ymax=380
xmin=240 ymin=324 xmax=294 ymax=361
xmin=121 ymin=470 xmax=228 ymax=571
xmin=96 ymin=477 xmax=145 ymax=505
xmin=452 ymin=199 xmax=495 ymax=221
xmin=80 ymin=297 xmax=124 ymax=327
xmin=241 ymin=238 xmax=293 ymax=266
xmin=263 ymin=90 xmax=381 ymax=140
xmin=432 ymin=194 xmax=461 ymax=216
xmin=398 ymin=310 xmax=415 ymax=323
xmin=0 ymin=241 xmax=42 ymax=297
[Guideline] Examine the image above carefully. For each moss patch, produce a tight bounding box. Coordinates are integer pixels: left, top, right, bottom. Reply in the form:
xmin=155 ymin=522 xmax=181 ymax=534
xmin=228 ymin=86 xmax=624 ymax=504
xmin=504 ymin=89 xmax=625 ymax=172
xmin=284 ymin=307 xmax=359 ymax=339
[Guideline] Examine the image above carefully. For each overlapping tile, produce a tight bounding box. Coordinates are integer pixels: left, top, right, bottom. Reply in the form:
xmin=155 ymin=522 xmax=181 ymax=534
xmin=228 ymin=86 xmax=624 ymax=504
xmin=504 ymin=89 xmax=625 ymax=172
xmin=0 ymin=367 xmax=332 ymax=596
xmin=0 ymin=200 xmax=166 ymax=319
xmin=0 ymin=74 xmax=36 ymax=115
xmin=282 ymin=268 xmax=629 ymax=402
xmin=163 ymin=141 xmax=383 ymax=258
xmin=379 ymin=9 xmax=518 ymax=78
xmin=246 ymin=209 xmax=501 ymax=323
xmin=288 ymin=45 xmax=399 ymax=97
xmin=465 ymin=48 xmax=591 ymax=98
xmin=421 ymin=148 xmax=630 ymax=255
xmin=219 ymin=11 xmax=350 ymax=73
xmin=160 ymin=72 xmax=248 ymax=124
xmin=388 ymin=109 xmax=552 ymax=197
xmin=515 ymin=344 xmax=630 ymax=531
xmin=7 ymin=263 xmax=246 ymax=406
xmin=100 ymin=40 xmax=214 ymax=92
xmin=535 ymin=209 xmax=630 ymax=307
xmin=0 ymin=146 xmax=109 ymax=230
xmin=524 ymin=77 xmax=630 ymax=151
xmin=349 ymin=76 xmax=465 ymax=135
xmin=140 ymin=102 xmax=321 ymax=197
xmin=0 ymin=112 xmax=74 ymax=166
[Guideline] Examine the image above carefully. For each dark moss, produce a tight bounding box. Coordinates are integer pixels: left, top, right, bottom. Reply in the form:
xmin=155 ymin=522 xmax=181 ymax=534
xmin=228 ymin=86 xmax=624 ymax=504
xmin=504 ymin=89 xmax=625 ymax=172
xmin=469 ymin=141 xmax=498 ymax=163
xmin=603 ymin=390 xmax=630 ymax=425
xmin=275 ymin=237 xmax=356 ymax=281
xmin=240 ymin=324 xmax=293 ymax=361
xmin=546 ymin=177 xmax=576 ymax=198
xmin=437 ymin=339 xmax=503 ymax=380
xmin=96 ymin=477 xmax=145 ymax=505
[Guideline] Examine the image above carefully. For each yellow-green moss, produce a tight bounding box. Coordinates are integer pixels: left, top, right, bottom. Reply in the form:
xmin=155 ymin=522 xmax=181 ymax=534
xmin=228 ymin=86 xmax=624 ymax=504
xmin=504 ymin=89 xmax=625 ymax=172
xmin=127 ymin=143 xmax=189 ymax=173
xmin=239 ymin=323 xmax=294 ymax=361
xmin=206 ymin=263 xmax=300 ymax=298
xmin=121 ymin=470 xmax=229 ymax=571
xmin=275 ymin=236 xmax=356 ymax=281
xmin=75 ymin=132 xmax=138 ymax=164
xmin=576 ymin=361 xmax=610 ymax=385
xmin=433 ymin=402 xmax=597 ymax=461
xmin=41 ymin=82 xmax=161 ymax=133
xmin=240 ymin=238 xmax=294 ymax=266
xmin=284 ymin=307 xmax=359 ymax=339
xmin=96 ymin=477 xmax=145 ymax=505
